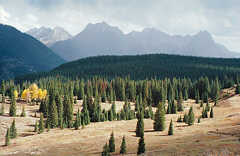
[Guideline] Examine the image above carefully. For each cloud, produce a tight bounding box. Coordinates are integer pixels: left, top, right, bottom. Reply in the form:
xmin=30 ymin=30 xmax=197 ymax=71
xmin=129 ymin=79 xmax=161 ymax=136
xmin=0 ymin=0 xmax=239 ymax=51
xmin=0 ymin=6 xmax=10 ymax=22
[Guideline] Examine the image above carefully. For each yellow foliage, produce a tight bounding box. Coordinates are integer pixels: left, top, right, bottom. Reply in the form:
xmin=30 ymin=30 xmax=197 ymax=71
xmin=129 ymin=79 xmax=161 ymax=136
xmin=13 ymin=90 xmax=18 ymax=98
xmin=21 ymin=84 xmax=47 ymax=101
xmin=21 ymin=89 xmax=30 ymax=101
xmin=29 ymin=83 xmax=38 ymax=92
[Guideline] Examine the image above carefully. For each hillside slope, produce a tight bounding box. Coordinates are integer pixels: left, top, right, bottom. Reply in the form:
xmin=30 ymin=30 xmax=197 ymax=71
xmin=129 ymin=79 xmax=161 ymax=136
xmin=0 ymin=24 xmax=65 ymax=79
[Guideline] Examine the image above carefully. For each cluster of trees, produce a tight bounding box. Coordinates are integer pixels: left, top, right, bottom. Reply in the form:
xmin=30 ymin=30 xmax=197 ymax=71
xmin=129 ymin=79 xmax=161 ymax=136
xmin=102 ymin=132 xmax=126 ymax=156
xmin=5 ymin=119 xmax=17 ymax=146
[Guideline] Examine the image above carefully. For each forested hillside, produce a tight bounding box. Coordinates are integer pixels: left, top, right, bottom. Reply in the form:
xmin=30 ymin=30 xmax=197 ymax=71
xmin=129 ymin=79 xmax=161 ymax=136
xmin=17 ymin=54 xmax=240 ymax=82
xmin=0 ymin=24 xmax=65 ymax=80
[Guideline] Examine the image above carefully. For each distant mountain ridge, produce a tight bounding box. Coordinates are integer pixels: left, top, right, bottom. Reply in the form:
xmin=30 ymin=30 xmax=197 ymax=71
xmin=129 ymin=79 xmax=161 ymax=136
xmin=26 ymin=26 xmax=72 ymax=47
xmin=50 ymin=22 xmax=240 ymax=61
xmin=0 ymin=24 xmax=65 ymax=79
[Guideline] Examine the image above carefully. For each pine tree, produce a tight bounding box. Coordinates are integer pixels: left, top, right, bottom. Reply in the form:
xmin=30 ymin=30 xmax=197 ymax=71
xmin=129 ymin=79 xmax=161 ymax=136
xmin=171 ymin=100 xmax=177 ymax=114
xmin=49 ymin=98 xmax=58 ymax=128
xmin=195 ymin=90 xmax=200 ymax=104
xmin=102 ymin=143 xmax=110 ymax=156
xmin=183 ymin=113 xmax=188 ymax=123
xmin=120 ymin=136 xmax=127 ymax=154
xmin=10 ymin=119 xmax=17 ymax=138
xmin=154 ymin=103 xmax=165 ymax=131
xmin=137 ymin=136 xmax=145 ymax=155
xmin=198 ymin=117 xmax=201 ymax=123
xmin=0 ymin=103 xmax=4 ymax=115
xmin=9 ymin=96 xmax=16 ymax=117
xmin=57 ymin=95 xmax=64 ymax=128
xmin=39 ymin=113 xmax=44 ymax=133
xmin=168 ymin=119 xmax=173 ymax=135
xmin=177 ymin=91 xmax=184 ymax=111
xmin=200 ymin=100 xmax=203 ymax=107
xmin=34 ymin=120 xmax=38 ymax=132
xmin=187 ymin=106 xmax=195 ymax=126
xmin=136 ymin=110 xmax=144 ymax=137
xmin=20 ymin=105 xmax=26 ymax=117
xmin=109 ymin=132 xmax=115 ymax=152
xmin=5 ymin=128 xmax=10 ymax=146
xmin=210 ymin=107 xmax=214 ymax=118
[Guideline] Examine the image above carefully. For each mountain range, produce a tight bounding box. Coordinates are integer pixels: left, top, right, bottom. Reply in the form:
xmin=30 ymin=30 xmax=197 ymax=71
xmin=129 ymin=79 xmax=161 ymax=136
xmin=26 ymin=26 xmax=72 ymax=47
xmin=39 ymin=22 xmax=239 ymax=61
xmin=0 ymin=24 xmax=65 ymax=79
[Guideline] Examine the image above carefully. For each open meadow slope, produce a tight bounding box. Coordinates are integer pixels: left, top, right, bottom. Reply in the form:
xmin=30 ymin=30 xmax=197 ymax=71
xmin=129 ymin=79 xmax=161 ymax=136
xmin=0 ymin=87 xmax=239 ymax=156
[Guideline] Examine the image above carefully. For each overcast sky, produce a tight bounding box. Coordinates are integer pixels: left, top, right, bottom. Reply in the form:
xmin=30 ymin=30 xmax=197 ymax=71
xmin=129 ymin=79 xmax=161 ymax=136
xmin=0 ymin=0 xmax=239 ymax=52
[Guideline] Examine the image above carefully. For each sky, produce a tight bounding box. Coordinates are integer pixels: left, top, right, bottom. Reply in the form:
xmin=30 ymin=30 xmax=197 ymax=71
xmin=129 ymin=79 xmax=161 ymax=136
xmin=0 ymin=0 xmax=239 ymax=52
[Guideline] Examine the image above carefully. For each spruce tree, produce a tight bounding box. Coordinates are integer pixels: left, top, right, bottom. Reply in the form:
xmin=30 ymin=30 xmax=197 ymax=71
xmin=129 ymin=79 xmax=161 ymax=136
xmin=20 ymin=105 xmax=26 ymax=117
xmin=154 ymin=103 xmax=165 ymax=131
xmin=120 ymin=136 xmax=127 ymax=154
xmin=102 ymin=143 xmax=110 ymax=156
xmin=168 ymin=119 xmax=173 ymax=135
xmin=0 ymin=103 xmax=4 ymax=115
xmin=39 ymin=113 xmax=44 ymax=133
xmin=49 ymin=98 xmax=58 ymax=128
xmin=210 ymin=107 xmax=214 ymax=118
xmin=109 ymin=132 xmax=115 ymax=152
xmin=5 ymin=128 xmax=10 ymax=146
xmin=177 ymin=91 xmax=184 ymax=111
xmin=198 ymin=117 xmax=201 ymax=123
xmin=10 ymin=119 xmax=17 ymax=138
xmin=195 ymin=90 xmax=200 ymax=104
xmin=137 ymin=136 xmax=145 ymax=155
xmin=187 ymin=106 xmax=195 ymax=126
xmin=136 ymin=110 xmax=144 ymax=137
xmin=34 ymin=120 xmax=38 ymax=132
xmin=9 ymin=96 xmax=16 ymax=117
xmin=183 ymin=113 xmax=188 ymax=123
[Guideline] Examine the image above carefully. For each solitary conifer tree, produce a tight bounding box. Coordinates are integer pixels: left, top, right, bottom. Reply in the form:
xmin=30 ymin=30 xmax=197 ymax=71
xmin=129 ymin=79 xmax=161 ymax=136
xmin=20 ymin=105 xmax=26 ymax=117
xmin=0 ymin=103 xmax=4 ymax=115
xmin=102 ymin=143 xmax=110 ymax=156
xmin=168 ymin=119 xmax=173 ymax=135
xmin=187 ymin=107 xmax=195 ymax=126
xmin=136 ymin=112 xmax=144 ymax=137
xmin=120 ymin=136 xmax=127 ymax=154
xmin=210 ymin=107 xmax=214 ymax=118
xmin=39 ymin=113 xmax=44 ymax=133
xmin=154 ymin=103 xmax=165 ymax=131
xmin=34 ymin=120 xmax=38 ymax=132
xmin=9 ymin=96 xmax=16 ymax=117
xmin=109 ymin=132 xmax=115 ymax=152
xmin=137 ymin=136 xmax=145 ymax=155
xmin=10 ymin=119 xmax=17 ymax=139
xmin=5 ymin=128 xmax=10 ymax=146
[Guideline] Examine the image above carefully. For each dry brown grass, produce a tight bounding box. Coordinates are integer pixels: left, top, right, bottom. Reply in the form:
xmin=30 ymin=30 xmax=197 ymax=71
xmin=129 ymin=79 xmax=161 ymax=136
xmin=0 ymin=92 xmax=240 ymax=156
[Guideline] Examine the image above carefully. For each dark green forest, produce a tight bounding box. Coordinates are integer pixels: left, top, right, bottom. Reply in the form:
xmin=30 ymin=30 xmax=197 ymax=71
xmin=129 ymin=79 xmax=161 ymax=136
xmin=16 ymin=54 xmax=240 ymax=82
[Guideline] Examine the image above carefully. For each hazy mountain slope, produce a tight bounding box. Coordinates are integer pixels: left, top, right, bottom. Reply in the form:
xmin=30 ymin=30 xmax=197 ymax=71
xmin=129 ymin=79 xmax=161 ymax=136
xmin=0 ymin=24 xmax=65 ymax=79
xmin=27 ymin=26 xmax=72 ymax=47
xmin=50 ymin=22 xmax=239 ymax=61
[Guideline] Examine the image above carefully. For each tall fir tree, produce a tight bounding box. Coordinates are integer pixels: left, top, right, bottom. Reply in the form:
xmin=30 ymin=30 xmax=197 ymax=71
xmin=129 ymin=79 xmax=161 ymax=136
xmin=137 ymin=136 xmax=145 ymax=155
xmin=9 ymin=96 xmax=16 ymax=117
xmin=168 ymin=119 xmax=173 ymax=135
xmin=136 ymin=110 xmax=144 ymax=137
xmin=5 ymin=128 xmax=10 ymax=146
xmin=187 ymin=106 xmax=195 ymax=126
xmin=109 ymin=132 xmax=115 ymax=152
xmin=39 ymin=113 xmax=45 ymax=133
xmin=10 ymin=119 xmax=17 ymax=138
xmin=210 ymin=107 xmax=214 ymax=118
xmin=177 ymin=91 xmax=184 ymax=111
xmin=120 ymin=136 xmax=127 ymax=154
xmin=102 ymin=143 xmax=110 ymax=156
xmin=0 ymin=103 xmax=4 ymax=115
xmin=20 ymin=105 xmax=26 ymax=117
xmin=154 ymin=103 xmax=165 ymax=131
